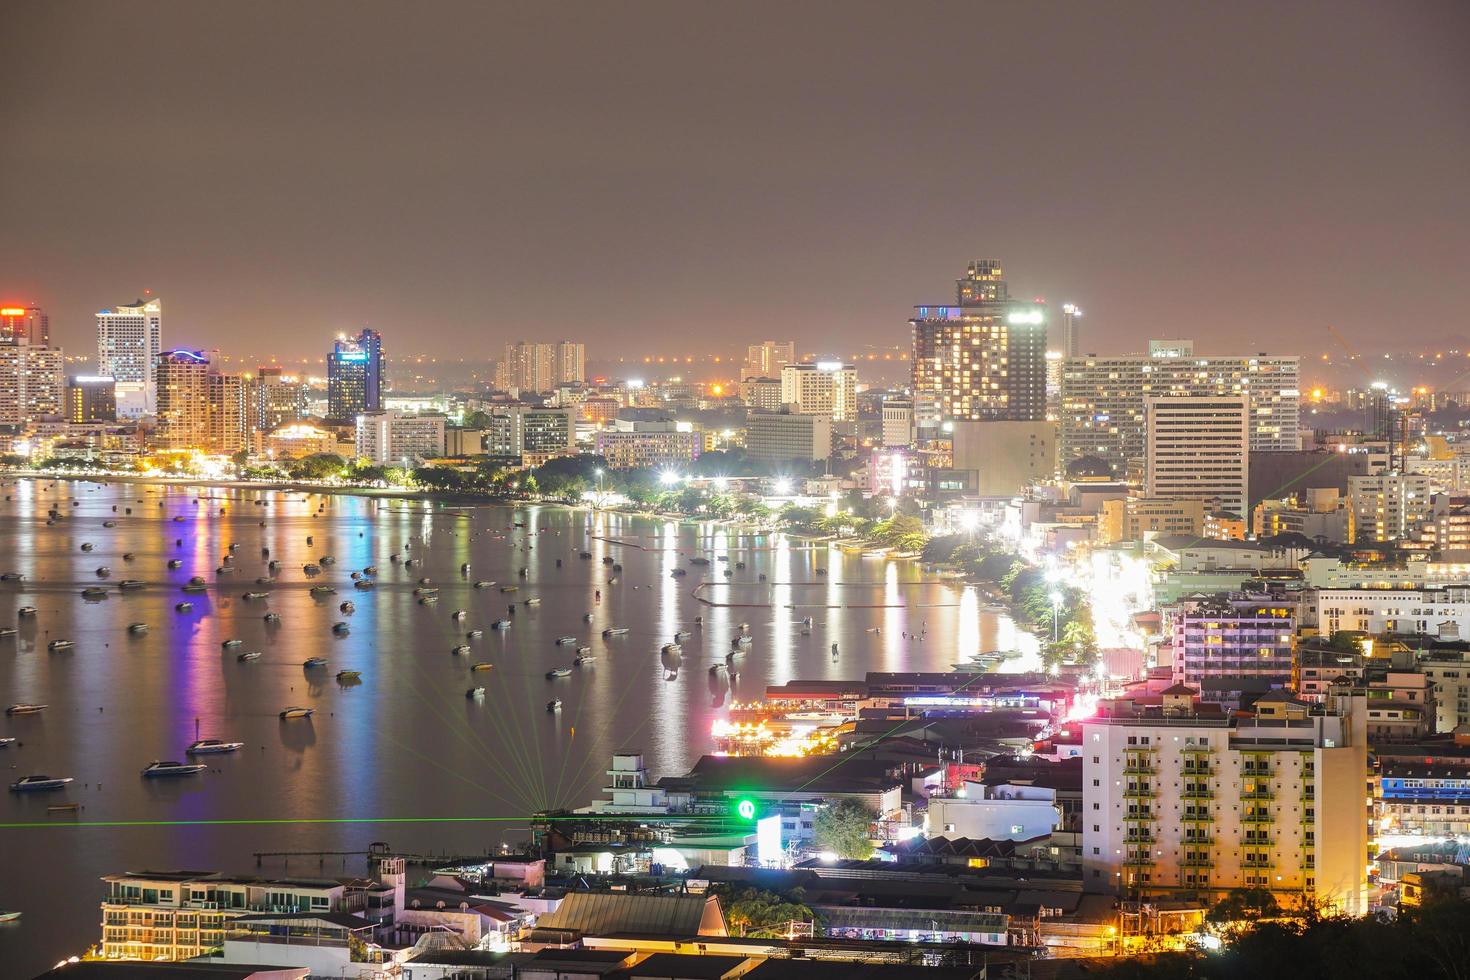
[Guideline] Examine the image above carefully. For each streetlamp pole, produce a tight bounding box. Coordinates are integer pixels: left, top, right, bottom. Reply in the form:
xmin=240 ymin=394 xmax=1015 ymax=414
xmin=1050 ymin=591 xmax=1062 ymax=644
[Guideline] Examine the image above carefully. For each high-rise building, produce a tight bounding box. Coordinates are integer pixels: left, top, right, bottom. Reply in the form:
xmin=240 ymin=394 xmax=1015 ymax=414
xmin=593 ymin=419 xmax=702 ymax=470
xmin=881 ymin=397 xmax=913 ymax=448
xmin=742 ymin=377 xmax=783 ymax=412
xmin=745 ymin=410 xmax=832 ymax=464
xmin=779 ymin=361 xmax=857 ymax=422
xmin=205 ymin=372 xmax=249 ymax=455
xmin=66 ymin=376 xmax=117 ymax=423
xmin=1060 ymin=341 xmax=1299 ymax=469
xmin=326 ymin=328 xmax=385 ymax=422
xmin=254 ymin=366 xmax=308 ymax=434
xmin=497 ymin=341 xmax=586 ymax=392
xmin=0 ymin=303 xmax=49 ymax=346
xmin=355 ymin=411 xmax=446 ymax=465
xmin=1145 ymin=395 xmax=1249 ymax=517
xmin=1167 ymin=593 xmax=1295 ymax=687
xmin=1059 ymin=303 xmax=1082 ymax=358
xmin=0 ymin=346 xmax=64 ymax=425
xmin=910 ymin=260 xmax=1047 ymax=423
xmin=743 ymin=340 xmax=795 ymax=381
xmin=1347 ymin=472 xmax=1433 ymax=542
xmin=1081 ymin=689 xmax=1368 ymax=915
xmin=153 ymin=348 xmax=210 ymax=450
xmin=96 ymin=298 xmax=163 ymax=400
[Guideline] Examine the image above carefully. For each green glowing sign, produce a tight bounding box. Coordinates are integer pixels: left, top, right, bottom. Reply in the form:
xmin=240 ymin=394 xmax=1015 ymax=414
xmin=736 ymin=799 xmax=756 ymax=820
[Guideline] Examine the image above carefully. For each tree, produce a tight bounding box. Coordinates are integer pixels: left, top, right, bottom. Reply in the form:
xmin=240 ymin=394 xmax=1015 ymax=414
xmin=812 ymin=799 xmax=875 ymax=859
xmin=286 ymin=453 xmax=348 ymax=481
xmin=711 ymin=886 xmax=816 ymax=939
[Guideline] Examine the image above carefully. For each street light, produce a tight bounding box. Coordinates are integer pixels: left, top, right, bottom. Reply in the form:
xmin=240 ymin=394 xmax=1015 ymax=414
xmin=594 ymin=467 xmax=604 ymax=509
xmin=660 ymin=470 xmax=679 ymax=487
xmin=1050 ymin=590 xmax=1063 ymax=644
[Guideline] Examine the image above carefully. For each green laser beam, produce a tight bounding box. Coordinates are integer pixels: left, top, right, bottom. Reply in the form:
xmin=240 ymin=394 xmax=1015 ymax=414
xmin=0 ymin=813 xmax=737 ymax=830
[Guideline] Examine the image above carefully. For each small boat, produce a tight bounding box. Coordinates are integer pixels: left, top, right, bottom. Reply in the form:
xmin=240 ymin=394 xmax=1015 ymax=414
xmin=499 ymin=586 xmax=518 ymax=594
xmin=303 ymin=564 xmax=321 ymax=574
xmin=0 ymin=572 xmax=22 ymax=581
xmin=0 ymin=627 xmax=15 ymax=638
xmin=603 ymin=627 xmax=629 ymax=637
xmin=865 ymin=627 xmax=881 ymax=634
xmin=95 ymin=566 xmax=111 ymax=577
xmin=181 ymin=583 xmax=207 ymax=594
xmin=524 ymin=597 xmax=541 ymax=606
xmin=81 ymin=587 xmax=108 ymax=600
xmin=465 ymin=629 xmax=483 ymax=639
xmin=461 ymin=562 xmax=471 ymax=574
xmin=189 ymin=740 xmax=244 ymax=758
xmin=473 ymin=580 xmax=494 ymax=589
xmin=123 ymin=552 xmax=136 ymax=561
xmin=547 ymin=699 xmax=562 ymax=712
xmin=363 ymin=565 xmax=378 ymax=575
xmin=118 ymin=579 xmax=144 ymax=590
xmin=576 ymin=645 xmax=592 ymax=655
xmin=103 ymin=520 xmax=116 ymax=528
xmin=80 ymin=543 xmax=93 ymax=552
xmin=167 ymin=559 xmax=183 ymax=569
xmin=579 ymin=552 xmax=593 ymax=560
xmin=336 ymin=670 xmax=361 ymax=681
xmin=6 ymin=703 xmax=47 ymax=715
xmin=674 ymin=630 xmax=692 ymax=641
xmin=418 ymin=595 xmax=438 ymax=605
xmin=279 ymin=706 xmax=314 ymax=719
xmin=142 ymin=761 xmax=207 ymax=778
xmin=237 ymin=651 xmax=261 ymax=662
xmin=709 ymin=664 xmax=726 ymax=675
xmin=221 ymin=638 xmax=243 ymax=649
xmin=555 ymin=636 xmax=578 ymax=646
xmin=188 ymin=576 xmax=207 ymax=586
xmin=304 ymin=657 xmax=328 ymax=668
xmin=127 ymin=622 xmax=149 ymax=633
xmin=243 ymin=591 xmax=270 ymax=600
xmin=263 ymin=612 xmax=281 ymax=623
xmin=354 ymin=579 xmax=375 ymax=590
xmin=573 ymin=654 xmax=596 ymax=666
xmin=546 ymin=667 xmax=572 ymax=679
xmin=583 ymin=613 xmax=594 ymax=622
xmin=466 ymin=687 xmax=486 ymax=699
xmin=0 ymin=737 xmax=14 ymax=748
xmin=9 ymin=775 xmax=73 ymax=792
xmin=320 ymin=556 xmax=335 ymax=565
xmin=662 ymin=643 xmax=682 ymax=655
xmin=452 ymin=609 xmax=467 ymax=620
xmin=690 ymin=557 xmax=710 ymax=566
xmin=471 ymin=662 xmax=494 ymax=672
xmin=175 ymin=602 xmax=193 ymax=612
xmin=491 ymin=619 xmax=511 ymax=630
xmin=0 ymin=910 xmax=18 ymax=922
xmin=173 ymin=515 xmax=185 ymax=523
xmin=671 ymin=568 xmax=687 ymax=578
xmin=48 ymin=639 xmax=74 ymax=651
xmin=413 ymin=587 xmax=439 ymax=596
xmin=215 ymin=566 xmax=233 ymax=575
xmin=732 ymin=636 xmax=753 ymax=649
xmin=602 ymin=556 xmax=614 ymax=565
xmin=452 ymin=645 xmax=471 ymax=656
xmin=15 ymin=606 xmax=33 ymax=617
xmin=310 ymin=585 xmax=336 ymax=596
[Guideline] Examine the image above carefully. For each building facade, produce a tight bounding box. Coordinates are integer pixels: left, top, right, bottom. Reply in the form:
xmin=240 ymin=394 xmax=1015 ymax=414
xmin=0 ymin=303 xmax=48 ymax=345
xmin=1169 ymin=594 xmax=1295 ymax=686
xmin=0 ymin=344 xmax=63 ymax=425
xmin=1060 ymin=342 xmax=1299 ymax=469
xmin=497 ymin=341 xmax=585 ymax=392
xmin=66 ymin=376 xmax=117 ymax=423
xmin=255 ymin=366 xmax=308 ymax=434
xmin=153 ymin=349 xmax=211 ymax=450
xmin=743 ymin=340 xmax=795 ymax=380
xmin=1145 ymin=395 xmax=1249 ymax=518
xmin=327 ymin=328 xmax=385 ymax=422
xmin=96 ymin=298 xmax=163 ymax=408
xmin=593 ymin=419 xmax=701 ymax=470
xmin=1347 ymin=472 xmax=1433 ymax=543
xmin=779 ymin=362 xmax=857 ymax=422
xmin=910 ymin=261 xmax=1047 ymax=423
xmin=881 ymin=397 xmax=913 ymax=448
xmin=745 ymin=411 xmax=832 ymax=464
xmin=355 ymin=411 xmax=446 ymax=465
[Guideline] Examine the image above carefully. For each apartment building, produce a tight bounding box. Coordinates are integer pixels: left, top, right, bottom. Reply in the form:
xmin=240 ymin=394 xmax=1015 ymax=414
xmin=1144 ymin=395 xmax=1249 ymax=518
xmin=1303 ymin=585 xmax=1470 ymax=639
xmin=1347 ymin=473 xmax=1433 ymax=543
xmin=744 ymin=411 xmax=832 ymax=464
xmin=1168 ymin=593 xmax=1295 ymax=687
xmin=1081 ymin=688 xmax=1368 ymax=915
xmin=779 ymin=362 xmax=858 ymax=422
xmin=1060 ymin=341 xmax=1299 ymax=469
xmin=354 ymin=411 xmax=447 ymax=465
xmin=593 ymin=419 xmax=701 ymax=470
xmin=1418 ymin=645 xmax=1470 ymax=732
xmin=1097 ymin=497 xmax=1205 ymax=544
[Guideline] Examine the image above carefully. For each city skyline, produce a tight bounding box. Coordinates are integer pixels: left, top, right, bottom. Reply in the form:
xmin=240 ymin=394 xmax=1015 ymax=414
xmin=2 ymin=2 xmax=1467 ymax=361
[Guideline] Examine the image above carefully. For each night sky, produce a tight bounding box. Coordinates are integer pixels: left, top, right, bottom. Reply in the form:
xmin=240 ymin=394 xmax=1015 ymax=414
xmin=1 ymin=1 xmax=1466 ymax=366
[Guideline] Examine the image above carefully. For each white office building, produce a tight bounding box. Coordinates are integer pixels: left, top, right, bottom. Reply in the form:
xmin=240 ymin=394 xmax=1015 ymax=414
xmin=881 ymin=397 xmax=913 ymax=448
xmin=745 ymin=411 xmax=832 ymax=464
xmin=96 ymin=297 xmax=163 ymax=410
xmin=1347 ymin=472 xmax=1433 ymax=543
xmin=1303 ymin=584 xmax=1470 ymax=640
xmin=1145 ymin=394 xmax=1249 ymax=517
xmin=780 ymin=361 xmax=857 ymax=422
xmin=355 ymin=411 xmax=446 ymax=465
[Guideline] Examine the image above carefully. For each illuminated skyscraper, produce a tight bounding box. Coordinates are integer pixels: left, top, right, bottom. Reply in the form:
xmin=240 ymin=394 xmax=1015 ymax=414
xmin=496 ymin=341 xmax=585 ymax=392
xmin=327 ymin=328 xmax=385 ymax=422
xmin=910 ymin=260 xmax=1047 ymax=422
xmin=154 ymin=349 xmax=210 ymax=449
xmin=97 ymin=297 xmax=163 ymax=393
xmin=779 ymin=361 xmax=857 ymax=422
xmin=743 ymin=340 xmax=795 ymax=381
xmin=254 ymin=366 xmax=308 ymax=433
xmin=0 ymin=304 xmax=49 ymax=346
xmin=66 ymin=376 xmax=117 ymax=423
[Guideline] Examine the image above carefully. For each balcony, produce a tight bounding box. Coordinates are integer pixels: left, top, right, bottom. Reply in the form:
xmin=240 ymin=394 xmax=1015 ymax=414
xmin=1181 ymin=787 xmax=1215 ymax=800
xmin=1123 ymin=787 xmax=1157 ymax=799
xmin=1182 ymin=744 xmax=1216 ymax=754
xmin=1183 ymin=836 xmax=1215 ymax=847
xmin=1182 ymin=765 xmax=1215 ymax=777
xmin=1123 ymin=856 xmax=1155 ymax=868
xmin=1181 ymin=856 xmax=1215 ymax=868
xmin=1241 ymin=811 xmax=1275 ymax=824
xmin=1123 ymin=764 xmax=1157 ymax=775
xmin=1181 ymin=811 xmax=1215 ymax=823
xmin=1125 ymin=833 xmax=1156 ymax=845
xmin=1123 ymin=811 xmax=1155 ymax=823
xmin=1241 ymin=788 xmax=1275 ymax=801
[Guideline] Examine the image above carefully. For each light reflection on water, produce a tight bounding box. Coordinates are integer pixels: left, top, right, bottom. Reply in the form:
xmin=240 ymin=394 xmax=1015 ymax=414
xmin=0 ymin=479 xmax=1036 ymax=975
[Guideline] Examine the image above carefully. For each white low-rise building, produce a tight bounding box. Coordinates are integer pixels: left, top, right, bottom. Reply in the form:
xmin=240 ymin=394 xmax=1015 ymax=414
xmin=927 ymin=781 xmax=1062 ymax=841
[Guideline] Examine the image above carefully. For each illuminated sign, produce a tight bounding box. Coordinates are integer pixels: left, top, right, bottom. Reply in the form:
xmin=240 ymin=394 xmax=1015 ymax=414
xmin=815 ymin=361 xmax=844 ymax=372
xmin=1006 ymin=310 xmax=1045 ymax=325
xmin=736 ymin=798 xmax=757 ymax=820
xmin=756 ymin=814 xmax=782 ymax=866
xmin=164 ymin=349 xmax=208 ymax=362
xmin=335 ymin=351 xmax=369 ymax=362
xmin=0 ymin=308 xmax=27 ymax=317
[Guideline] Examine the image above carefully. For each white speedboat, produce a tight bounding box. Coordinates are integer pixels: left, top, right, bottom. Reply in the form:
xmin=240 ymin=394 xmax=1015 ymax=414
xmin=573 ymin=654 xmax=597 ymax=666
xmin=279 ymin=706 xmax=314 ymax=719
xmin=555 ymin=636 xmax=578 ymax=646
xmin=243 ymin=591 xmax=269 ymax=600
xmin=451 ymin=645 xmax=471 ymax=656
xmin=547 ymin=699 xmax=562 ymax=712
xmin=9 ymin=774 xmax=72 ymax=792
xmin=48 ymin=639 xmax=74 ymax=651
xmin=466 ymin=687 xmax=486 ymax=699
xmin=473 ymin=580 xmax=494 ymax=589
xmin=118 ymin=579 xmax=144 ymax=590
xmin=175 ymin=602 xmax=193 ymax=612
xmin=237 ymin=651 xmax=262 ymax=662
xmin=142 ymin=761 xmax=208 ymax=778
xmin=187 ymin=739 xmax=243 ymax=755
xmin=222 ymin=638 xmax=243 ymax=649
xmin=17 ymin=606 xmax=36 ymax=616
xmin=603 ymin=627 xmax=629 ymax=637
xmin=465 ymin=629 xmax=483 ymax=639
xmin=303 ymin=657 xmax=329 ymax=668
xmin=546 ymin=667 xmax=572 ymax=679
xmin=128 ymin=622 xmax=149 ymax=633
xmin=662 ymin=643 xmax=682 ymax=655
xmin=6 ymin=703 xmax=47 ymax=715
xmin=491 ymin=619 xmax=511 ymax=630
xmin=332 ymin=622 xmax=350 ymax=634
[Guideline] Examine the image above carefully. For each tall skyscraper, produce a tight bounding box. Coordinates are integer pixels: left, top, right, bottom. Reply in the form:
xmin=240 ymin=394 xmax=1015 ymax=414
xmin=327 ymin=329 xmax=385 ymax=422
xmin=153 ymin=348 xmax=210 ymax=450
xmin=96 ymin=298 xmax=163 ymax=404
xmin=496 ymin=341 xmax=585 ymax=392
xmin=743 ymin=340 xmax=795 ymax=381
xmin=0 ymin=346 xmax=63 ymax=425
xmin=1059 ymin=303 xmax=1082 ymax=358
xmin=1145 ymin=394 xmax=1249 ymax=517
xmin=910 ymin=260 xmax=1047 ymax=422
xmin=1060 ymin=341 xmax=1300 ymax=469
xmin=205 ymin=372 xmax=249 ymax=455
xmin=0 ymin=304 xmax=49 ymax=346
xmin=779 ymin=361 xmax=858 ymax=422
xmin=254 ymin=366 xmax=308 ymax=434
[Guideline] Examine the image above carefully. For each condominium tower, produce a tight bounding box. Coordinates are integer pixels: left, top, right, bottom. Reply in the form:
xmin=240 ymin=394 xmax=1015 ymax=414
xmin=326 ymin=328 xmax=385 ymax=422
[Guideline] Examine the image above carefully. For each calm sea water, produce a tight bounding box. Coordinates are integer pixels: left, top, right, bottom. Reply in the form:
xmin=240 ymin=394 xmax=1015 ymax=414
xmin=0 ymin=479 xmax=1036 ymax=978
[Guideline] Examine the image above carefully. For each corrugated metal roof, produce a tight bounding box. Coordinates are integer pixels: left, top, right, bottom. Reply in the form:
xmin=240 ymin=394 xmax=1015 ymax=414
xmin=536 ymin=892 xmax=724 ymax=937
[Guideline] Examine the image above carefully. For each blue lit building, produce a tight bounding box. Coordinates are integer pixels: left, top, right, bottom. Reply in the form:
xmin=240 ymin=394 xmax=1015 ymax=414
xmin=327 ymin=328 xmax=384 ymax=422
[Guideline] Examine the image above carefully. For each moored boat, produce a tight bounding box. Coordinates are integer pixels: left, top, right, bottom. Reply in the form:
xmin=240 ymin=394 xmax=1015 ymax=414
xmin=48 ymin=639 xmax=74 ymax=651
xmin=555 ymin=636 xmax=577 ymax=645
xmin=142 ymin=760 xmax=208 ymax=778
xmin=237 ymin=651 xmax=262 ymax=662
xmin=603 ymin=627 xmax=629 ymax=637
xmin=187 ymin=739 xmax=243 ymax=754
xmin=546 ymin=667 xmax=572 ymax=679
xmin=303 ymin=657 xmax=328 ymax=668
xmin=6 ymin=703 xmax=47 ymax=715
xmin=336 ymin=670 xmax=361 ymax=681
xmin=128 ymin=622 xmax=149 ymax=633
xmin=466 ymin=687 xmax=485 ymax=699
xmin=9 ymin=774 xmax=73 ymax=792
xmin=279 ymin=706 xmax=314 ymax=719
xmin=547 ymin=699 xmax=562 ymax=712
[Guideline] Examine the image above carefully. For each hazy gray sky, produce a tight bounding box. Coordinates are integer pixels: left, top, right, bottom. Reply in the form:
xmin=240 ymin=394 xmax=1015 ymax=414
xmin=1 ymin=1 xmax=1466 ymax=365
